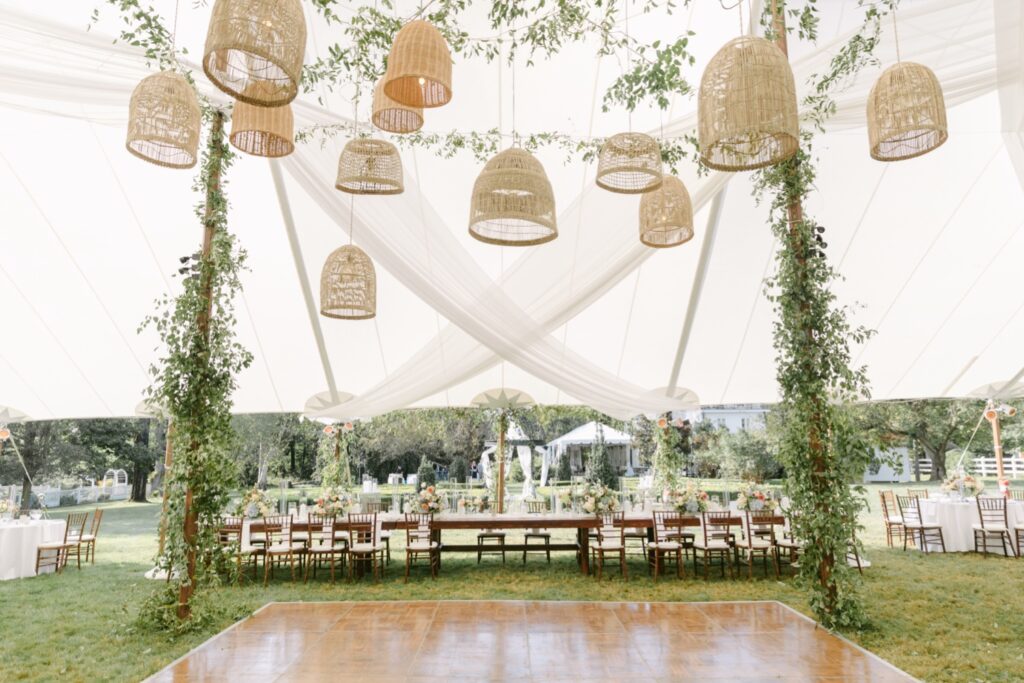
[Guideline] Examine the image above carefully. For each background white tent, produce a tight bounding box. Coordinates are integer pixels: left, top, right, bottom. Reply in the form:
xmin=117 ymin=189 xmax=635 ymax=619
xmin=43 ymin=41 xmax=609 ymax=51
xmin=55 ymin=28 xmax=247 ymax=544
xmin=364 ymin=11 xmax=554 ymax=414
xmin=545 ymin=421 xmax=637 ymax=485
xmin=0 ymin=0 xmax=1022 ymax=420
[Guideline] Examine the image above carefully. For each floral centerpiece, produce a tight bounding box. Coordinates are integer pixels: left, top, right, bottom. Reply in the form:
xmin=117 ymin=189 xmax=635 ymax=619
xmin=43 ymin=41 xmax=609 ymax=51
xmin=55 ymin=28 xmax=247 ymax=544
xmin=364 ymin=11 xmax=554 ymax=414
xmin=671 ymin=481 xmax=710 ymax=514
xmin=312 ymin=488 xmax=352 ymax=516
xmin=235 ymin=487 xmax=276 ymax=519
xmin=941 ymin=472 xmax=984 ymax=498
xmin=736 ymin=483 xmax=777 ymax=511
xmin=459 ymin=493 xmax=490 ymax=513
xmin=579 ymin=482 xmax=621 ymax=516
xmin=416 ymin=483 xmax=446 ymax=514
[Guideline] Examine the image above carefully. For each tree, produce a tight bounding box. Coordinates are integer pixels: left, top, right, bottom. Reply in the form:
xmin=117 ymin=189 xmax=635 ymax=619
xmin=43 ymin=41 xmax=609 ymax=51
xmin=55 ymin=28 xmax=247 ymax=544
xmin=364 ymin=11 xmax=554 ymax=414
xmin=586 ymin=423 xmax=617 ymax=488
xmin=2 ymin=421 xmax=65 ymax=513
xmin=449 ymin=456 xmax=468 ymax=483
xmin=416 ymin=455 xmax=436 ymax=487
xmin=855 ymin=400 xmax=985 ymax=481
xmin=630 ymin=416 xmax=656 ymax=467
xmin=507 ymin=457 xmax=525 ymax=483
xmin=716 ymin=429 xmax=782 ymax=483
xmin=556 ymin=448 xmax=572 ymax=481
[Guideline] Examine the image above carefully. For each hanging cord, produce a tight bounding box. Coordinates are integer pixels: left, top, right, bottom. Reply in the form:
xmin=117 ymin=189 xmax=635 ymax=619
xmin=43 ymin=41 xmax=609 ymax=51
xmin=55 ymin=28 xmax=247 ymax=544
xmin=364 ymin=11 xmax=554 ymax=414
xmin=171 ymin=0 xmax=181 ymax=53
xmin=624 ymin=0 xmax=631 ymax=132
xmin=892 ymin=8 xmax=902 ymax=63
xmin=511 ymin=30 xmax=518 ymax=147
xmin=954 ymin=411 xmax=987 ymax=472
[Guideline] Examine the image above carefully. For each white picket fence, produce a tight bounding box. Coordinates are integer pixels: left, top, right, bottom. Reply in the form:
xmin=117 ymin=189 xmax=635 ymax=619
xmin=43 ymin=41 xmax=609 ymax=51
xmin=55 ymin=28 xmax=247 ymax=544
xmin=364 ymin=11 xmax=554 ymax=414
xmin=971 ymin=456 xmax=1024 ymax=479
xmin=0 ymin=482 xmax=130 ymax=507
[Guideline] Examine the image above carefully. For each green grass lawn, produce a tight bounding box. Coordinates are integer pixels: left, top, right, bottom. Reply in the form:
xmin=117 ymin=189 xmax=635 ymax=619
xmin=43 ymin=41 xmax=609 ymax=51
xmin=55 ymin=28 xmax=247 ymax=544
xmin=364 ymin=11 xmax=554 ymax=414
xmin=1 ymin=483 xmax=1022 ymax=682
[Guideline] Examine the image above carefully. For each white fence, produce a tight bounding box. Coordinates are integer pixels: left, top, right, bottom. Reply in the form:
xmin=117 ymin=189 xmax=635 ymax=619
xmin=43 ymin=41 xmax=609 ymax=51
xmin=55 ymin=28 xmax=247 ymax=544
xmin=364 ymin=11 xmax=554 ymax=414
xmin=971 ymin=456 xmax=1024 ymax=479
xmin=0 ymin=482 xmax=130 ymax=507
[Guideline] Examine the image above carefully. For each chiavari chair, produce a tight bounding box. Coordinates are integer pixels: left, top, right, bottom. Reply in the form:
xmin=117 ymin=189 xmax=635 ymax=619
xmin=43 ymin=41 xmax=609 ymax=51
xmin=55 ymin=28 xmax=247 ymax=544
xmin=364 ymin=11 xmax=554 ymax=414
xmin=649 ymin=511 xmax=683 ymax=581
xmin=348 ymin=512 xmax=386 ymax=581
xmin=305 ymin=513 xmax=346 ymax=582
xmin=404 ymin=513 xmax=439 ymax=582
xmin=261 ymin=515 xmax=300 ymax=585
xmin=81 ymin=508 xmax=104 ymax=564
xmin=878 ymin=490 xmax=904 ymax=548
xmin=974 ymin=496 xmax=1017 ymax=557
xmin=695 ymin=511 xmax=735 ymax=580
xmin=741 ymin=510 xmax=780 ymax=579
xmin=523 ymin=499 xmax=552 ymax=564
xmin=592 ymin=511 xmax=627 ymax=580
xmin=35 ymin=511 xmax=88 ymax=575
xmin=896 ymin=495 xmax=945 ymax=553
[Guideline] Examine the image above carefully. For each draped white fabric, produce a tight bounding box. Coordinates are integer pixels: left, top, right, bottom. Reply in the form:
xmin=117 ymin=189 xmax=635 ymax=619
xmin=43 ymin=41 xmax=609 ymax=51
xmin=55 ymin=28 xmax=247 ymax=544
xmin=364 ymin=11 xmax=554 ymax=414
xmin=0 ymin=0 xmax=1021 ymax=420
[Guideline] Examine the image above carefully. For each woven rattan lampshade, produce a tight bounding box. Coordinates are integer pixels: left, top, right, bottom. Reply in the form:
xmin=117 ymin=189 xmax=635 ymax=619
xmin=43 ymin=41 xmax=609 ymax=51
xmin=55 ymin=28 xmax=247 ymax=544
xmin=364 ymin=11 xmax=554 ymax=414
xmin=320 ymin=245 xmax=376 ymax=320
xmin=639 ymin=176 xmax=694 ymax=248
xmin=203 ymin=0 xmax=306 ymax=107
xmin=230 ymin=100 xmax=294 ymax=157
xmin=867 ymin=62 xmax=947 ymax=162
xmin=383 ymin=20 xmax=452 ymax=109
xmin=596 ymin=133 xmax=663 ymax=194
xmin=371 ymin=80 xmax=424 ymax=134
xmin=468 ymin=148 xmax=557 ymax=246
xmin=126 ymin=71 xmax=201 ymax=169
xmin=335 ymin=139 xmax=404 ymax=195
xmin=698 ymin=36 xmax=799 ymax=172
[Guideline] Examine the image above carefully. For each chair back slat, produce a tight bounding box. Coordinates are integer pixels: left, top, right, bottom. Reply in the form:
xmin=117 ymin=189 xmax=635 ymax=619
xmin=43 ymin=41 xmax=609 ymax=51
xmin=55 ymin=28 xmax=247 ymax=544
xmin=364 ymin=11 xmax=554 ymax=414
xmin=219 ymin=516 xmax=243 ymax=546
xmin=879 ymin=491 xmax=898 ymax=521
xmin=348 ymin=512 xmax=378 ymax=546
xmin=64 ymin=512 xmax=89 ymax=543
xmin=527 ymin=499 xmax=549 ymax=513
xmin=652 ymin=510 xmax=681 ymax=543
xmin=1009 ymin=489 xmax=1024 ymax=502
xmin=895 ymin=495 xmax=923 ymax=526
xmin=89 ymin=508 xmax=104 ymax=536
xmin=261 ymin=515 xmax=292 ymax=546
xmin=906 ymin=488 xmax=929 ymax=500
xmin=405 ymin=513 xmax=433 ymax=544
xmin=976 ymin=496 xmax=1008 ymax=529
xmin=701 ymin=510 xmax=738 ymax=546
xmin=363 ymin=500 xmax=391 ymax=514
xmin=744 ymin=509 xmax=781 ymax=548
xmin=598 ymin=511 xmax=624 ymax=544
xmin=307 ymin=513 xmax=336 ymax=544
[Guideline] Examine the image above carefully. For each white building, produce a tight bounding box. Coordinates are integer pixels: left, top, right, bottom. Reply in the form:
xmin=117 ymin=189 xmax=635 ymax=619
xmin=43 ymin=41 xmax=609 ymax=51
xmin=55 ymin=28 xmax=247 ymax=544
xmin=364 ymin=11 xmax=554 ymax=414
xmin=680 ymin=404 xmax=770 ymax=433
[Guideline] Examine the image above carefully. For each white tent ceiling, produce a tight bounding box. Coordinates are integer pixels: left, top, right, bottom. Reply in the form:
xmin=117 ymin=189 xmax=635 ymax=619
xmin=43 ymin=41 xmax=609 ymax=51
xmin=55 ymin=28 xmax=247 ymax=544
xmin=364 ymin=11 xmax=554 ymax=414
xmin=0 ymin=0 xmax=1021 ymax=421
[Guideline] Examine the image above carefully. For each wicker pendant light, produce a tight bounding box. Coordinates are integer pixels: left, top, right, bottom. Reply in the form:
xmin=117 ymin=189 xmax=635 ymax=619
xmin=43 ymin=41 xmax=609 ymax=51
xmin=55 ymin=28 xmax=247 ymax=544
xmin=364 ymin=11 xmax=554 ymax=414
xmin=126 ymin=71 xmax=201 ymax=169
xmin=468 ymin=148 xmax=557 ymax=246
xmin=320 ymin=245 xmax=376 ymax=320
xmin=371 ymin=79 xmax=424 ymax=134
xmin=203 ymin=0 xmax=306 ymax=107
xmin=639 ymin=176 xmax=694 ymax=248
xmin=230 ymin=100 xmax=294 ymax=157
xmin=698 ymin=36 xmax=799 ymax=171
xmin=335 ymin=139 xmax=404 ymax=195
xmin=596 ymin=133 xmax=664 ymax=194
xmin=867 ymin=62 xmax=947 ymax=161
xmin=383 ymin=20 xmax=452 ymax=109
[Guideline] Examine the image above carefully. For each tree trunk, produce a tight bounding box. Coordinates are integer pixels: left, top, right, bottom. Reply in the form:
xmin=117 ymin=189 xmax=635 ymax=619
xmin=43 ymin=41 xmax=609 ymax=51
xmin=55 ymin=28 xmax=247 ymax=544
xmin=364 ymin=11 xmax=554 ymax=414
xmin=924 ymin=445 xmax=947 ymax=481
xmin=19 ymin=473 xmax=32 ymax=515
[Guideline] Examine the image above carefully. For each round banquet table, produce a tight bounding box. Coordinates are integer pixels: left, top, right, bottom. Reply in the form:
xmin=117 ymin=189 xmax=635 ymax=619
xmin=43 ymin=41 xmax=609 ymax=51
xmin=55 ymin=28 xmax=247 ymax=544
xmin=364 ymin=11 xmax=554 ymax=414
xmin=0 ymin=518 xmax=67 ymax=580
xmin=918 ymin=498 xmax=1024 ymax=554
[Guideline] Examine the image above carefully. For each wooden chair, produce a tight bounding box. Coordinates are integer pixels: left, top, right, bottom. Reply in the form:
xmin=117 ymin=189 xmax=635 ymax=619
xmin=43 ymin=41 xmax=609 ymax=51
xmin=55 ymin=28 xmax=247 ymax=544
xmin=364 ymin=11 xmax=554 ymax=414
xmin=896 ymin=495 xmax=945 ymax=553
xmin=348 ymin=512 xmax=386 ymax=581
xmin=404 ymin=513 xmax=439 ymax=582
xmin=363 ymin=500 xmax=392 ymax=563
xmin=1009 ymin=489 xmax=1023 ymax=501
xmin=220 ymin=516 xmax=258 ymax=583
xmin=649 ymin=511 xmax=683 ymax=581
xmin=878 ymin=490 xmax=904 ymax=548
xmin=80 ymin=508 xmax=104 ymax=564
xmin=906 ymin=488 xmax=929 ymax=500
xmin=774 ymin=510 xmax=803 ymax=572
xmin=695 ymin=511 xmax=735 ymax=580
xmin=741 ymin=510 xmax=780 ymax=579
xmin=974 ymin=497 xmax=1017 ymax=557
xmin=261 ymin=515 xmax=300 ymax=585
xmin=305 ymin=514 xmax=346 ymax=583
xmin=523 ymin=499 xmax=551 ymax=564
xmin=592 ymin=512 xmax=627 ymax=580
xmin=35 ymin=512 xmax=88 ymax=575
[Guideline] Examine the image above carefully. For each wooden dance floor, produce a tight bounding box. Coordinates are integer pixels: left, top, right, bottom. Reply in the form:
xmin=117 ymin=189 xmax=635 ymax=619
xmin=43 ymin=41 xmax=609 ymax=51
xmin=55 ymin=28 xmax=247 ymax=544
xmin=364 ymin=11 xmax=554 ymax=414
xmin=147 ymin=600 xmax=915 ymax=682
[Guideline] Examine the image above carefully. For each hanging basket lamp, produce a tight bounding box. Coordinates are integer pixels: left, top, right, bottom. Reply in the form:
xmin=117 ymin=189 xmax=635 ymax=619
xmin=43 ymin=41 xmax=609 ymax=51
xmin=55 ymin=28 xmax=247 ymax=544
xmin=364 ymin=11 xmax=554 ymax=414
xmin=468 ymin=147 xmax=558 ymax=246
xmin=383 ymin=20 xmax=452 ymax=109
xmin=335 ymin=139 xmax=404 ymax=195
xmin=698 ymin=36 xmax=799 ymax=172
xmin=203 ymin=0 xmax=306 ymax=107
xmin=371 ymin=79 xmax=424 ymax=134
xmin=867 ymin=62 xmax=947 ymax=162
xmin=320 ymin=244 xmax=377 ymax=320
xmin=595 ymin=133 xmax=663 ymax=194
xmin=639 ymin=176 xmax=694 ymax=248
xmin=230 ymin=100 xmax=294 ymax=157
xmin=126 ymin=71 xmax=201 ymax=169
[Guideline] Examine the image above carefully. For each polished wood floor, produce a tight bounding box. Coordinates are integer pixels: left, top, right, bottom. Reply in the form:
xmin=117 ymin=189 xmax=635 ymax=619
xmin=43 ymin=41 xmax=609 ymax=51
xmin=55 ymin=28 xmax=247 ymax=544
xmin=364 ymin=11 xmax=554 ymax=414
xmin=147 ymin=600 xmax=915 ymax=682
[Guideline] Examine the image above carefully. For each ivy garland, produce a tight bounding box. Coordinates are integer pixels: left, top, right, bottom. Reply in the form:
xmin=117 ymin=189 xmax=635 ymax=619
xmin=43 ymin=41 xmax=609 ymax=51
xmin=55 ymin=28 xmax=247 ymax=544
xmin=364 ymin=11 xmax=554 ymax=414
xmin=751 ymin=0 xmax=893 ymax=630
xmin=138 ymin=111 xmax=252 ymax=628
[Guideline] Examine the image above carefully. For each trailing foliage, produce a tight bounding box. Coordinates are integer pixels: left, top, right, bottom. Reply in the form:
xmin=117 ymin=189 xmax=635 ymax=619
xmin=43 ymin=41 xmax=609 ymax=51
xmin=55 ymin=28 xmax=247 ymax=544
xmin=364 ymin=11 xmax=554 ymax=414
xmin=138 ymin=111 xmax=250 ymax=625
xmin=652 ymin=417 xmax=684 ymax=492
xmin=749 ymin=0 xmax=896 ymax=629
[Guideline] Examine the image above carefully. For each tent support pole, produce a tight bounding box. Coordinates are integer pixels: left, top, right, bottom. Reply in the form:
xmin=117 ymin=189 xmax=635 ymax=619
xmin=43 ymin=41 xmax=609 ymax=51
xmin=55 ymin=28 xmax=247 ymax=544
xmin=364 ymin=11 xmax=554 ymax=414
xmin=667 ymin=184 xmax=728 ymax=395
xmin=497 ymin=410 xmax=507 ymax=513
xmin=157 ymin=420 xmax=173 ymax=558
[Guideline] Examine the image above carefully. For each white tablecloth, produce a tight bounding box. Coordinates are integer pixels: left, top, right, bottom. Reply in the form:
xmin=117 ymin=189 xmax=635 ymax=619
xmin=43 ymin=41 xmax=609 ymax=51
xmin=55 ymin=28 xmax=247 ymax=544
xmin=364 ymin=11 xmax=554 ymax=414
xmin=0 ymin=519 xmax=66 ymax=580
xmin=918 ymin=498 xmax=1024 ymax=554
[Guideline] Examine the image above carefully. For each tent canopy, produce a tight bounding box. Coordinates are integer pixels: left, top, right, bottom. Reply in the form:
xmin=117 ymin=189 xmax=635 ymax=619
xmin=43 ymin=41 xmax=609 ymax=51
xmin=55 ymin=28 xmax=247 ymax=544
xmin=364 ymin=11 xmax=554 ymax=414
xmin=547 ymin=422 xmax=633 ymax=450
xmin=0 ymin=0 xmax=1022 ymax=421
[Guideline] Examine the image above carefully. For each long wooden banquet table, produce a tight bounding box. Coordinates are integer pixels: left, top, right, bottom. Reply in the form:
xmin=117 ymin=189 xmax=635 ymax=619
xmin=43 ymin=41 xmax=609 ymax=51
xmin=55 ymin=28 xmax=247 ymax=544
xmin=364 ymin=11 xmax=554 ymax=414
xmin=245 ymin=512 xmax=734 ymax=575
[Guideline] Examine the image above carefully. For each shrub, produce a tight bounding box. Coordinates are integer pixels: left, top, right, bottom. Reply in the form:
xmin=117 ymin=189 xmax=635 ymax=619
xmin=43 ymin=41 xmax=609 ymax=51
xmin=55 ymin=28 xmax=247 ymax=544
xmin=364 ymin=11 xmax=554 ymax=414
xmin=507 ymin=458 xmax=525 ymax=483
xmin=556 ymin=448 xmax=572 ymax=481
xmin=416 ymin=456 xmax=436 ymax=487
xmin=717 ymin=429 xmax=782 ymax=483
xmin=449 ymin=456 xmax=469 ymax=483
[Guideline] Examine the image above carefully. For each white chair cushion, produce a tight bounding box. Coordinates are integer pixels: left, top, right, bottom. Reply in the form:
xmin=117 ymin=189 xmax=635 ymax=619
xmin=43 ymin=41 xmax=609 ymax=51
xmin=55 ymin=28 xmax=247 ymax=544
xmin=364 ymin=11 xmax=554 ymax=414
xmin=903 ymin=522 xmax=939 ymax=530
xmin=37 ymin=542 xmax=67 ymax=550
xmin=1015 ymin=523 xmax=1024 ymax=531
xmin=308 ymin=543 xmax=343 ymax=553
xmin=349 ymin=542 xmax=384 ymax=553
xmin=747 ymin=538 xmax=772 ymax=550
xmin=380 ymin=531 xmax=392 ymax=539
xmin=407 ymin=541 xmax=438 ymax=551
xmin=886 ymin=516 xmax=903 ymax=525
xmin=265 ymin=543 xmax=299 ymax=553
xmin=693 ymin=538 xmax=730 ymax=550
xmin=972 ymin=523 xmax=1008 ymax=533
xmin=81 ymin=534 xmax=96 ymax=542
xmin=775 ymin=538 xmax=803 ymax=549
xmin=596 ymin=541 xmax=623 ymax=551
xmin=649 ymin=541 xmax=681 ymax=550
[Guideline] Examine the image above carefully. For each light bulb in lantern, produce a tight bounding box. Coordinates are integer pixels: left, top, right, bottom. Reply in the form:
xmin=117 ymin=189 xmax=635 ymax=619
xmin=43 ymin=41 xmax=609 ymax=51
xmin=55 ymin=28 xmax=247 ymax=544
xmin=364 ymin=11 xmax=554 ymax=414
xmin=418 ymin=77 xmax=426 ymax=85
